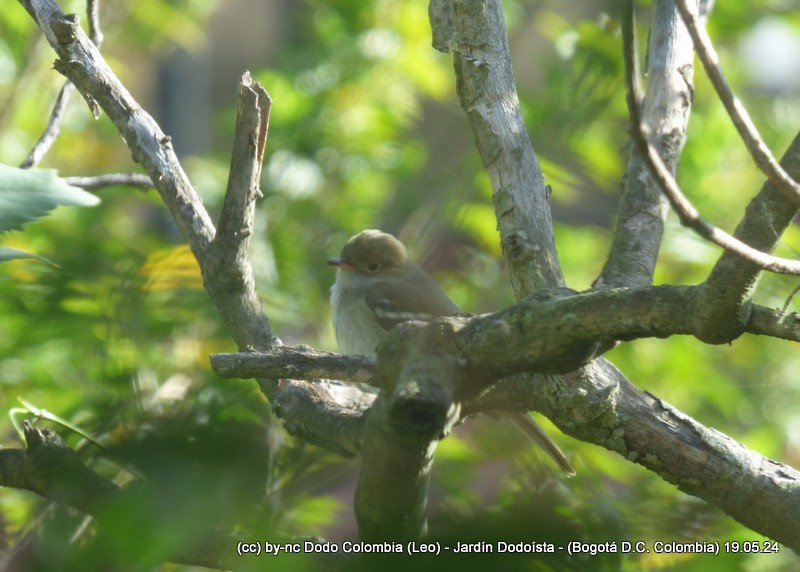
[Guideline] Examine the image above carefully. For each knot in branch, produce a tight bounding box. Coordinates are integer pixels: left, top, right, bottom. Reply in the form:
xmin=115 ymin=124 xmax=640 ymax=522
xmin=374 ymin=317 xmax=470 ymax=441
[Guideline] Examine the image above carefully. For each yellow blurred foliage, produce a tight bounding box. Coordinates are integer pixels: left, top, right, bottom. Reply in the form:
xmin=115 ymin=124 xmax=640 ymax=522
xmin=138 ymin=245 xmax=203 ymax=292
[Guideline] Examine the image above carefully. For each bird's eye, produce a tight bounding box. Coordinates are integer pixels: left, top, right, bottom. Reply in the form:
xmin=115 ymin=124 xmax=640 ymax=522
xmin=367 ymin=262 xmax=380 ymax=272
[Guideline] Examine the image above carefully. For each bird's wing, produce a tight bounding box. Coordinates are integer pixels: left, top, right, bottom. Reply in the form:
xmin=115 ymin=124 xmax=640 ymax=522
xmin=364 ymin=269 xmax=460 ymax=332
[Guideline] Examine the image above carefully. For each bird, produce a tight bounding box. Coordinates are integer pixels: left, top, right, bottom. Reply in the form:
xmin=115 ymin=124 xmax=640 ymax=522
xmin=328 ymin=229 xmax=575 ymax=476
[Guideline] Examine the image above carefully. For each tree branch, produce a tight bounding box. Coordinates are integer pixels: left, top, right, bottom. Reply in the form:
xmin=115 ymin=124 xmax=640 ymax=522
xmin=431 ymin=0 xmax=563 ymax=295
xmin=600 ymin=0 xmax=698 ymax=287
xmin=355 ymin=391 xmax=437 ymax=541
xmin=212 ymin=346 xmax=376 ymax=384
xmin=466 ymin=359 xmax=800 ymax=552
xmin=19 ymin=0 xmax=800 ymax=553
xmin=696 ymin=127 xmax=800 ymax=343
xmin=64 ymin=172 xmax=154 ymax=190
xmin=272 ymin=379 xmax=373 ymax=456
xmin=676 ymin=0 xmax=800 ymax=203
xmin=206 ymin=72 xmax=276 ymax=352
xmin=19 ymin=0 xmax=103 ymax=169
xmin=18 ymin=0 xmax=279 ymax=355
xmin=19 ymin=0 xmax=217 ymax=255
xmin=19 ymin=81 xmax=75 ymax=168
xmin=622 ymin=5 xmax=800 ymax=277
xmin=212 ymin=307 xmax=800 ymax=550
xmin=0 ymin=422 xmax=119 ymax=515
xmin=748 ymin=305 xmax=800 ymax=341
xmin=213 ymin=287 xmax=800 ymax=386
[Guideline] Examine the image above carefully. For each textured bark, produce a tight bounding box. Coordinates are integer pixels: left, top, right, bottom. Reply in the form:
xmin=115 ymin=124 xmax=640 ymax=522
xmin=431 ymin=0 xmax=564 ymax=295
xmin=696 ymin=132 xmax=800 ymax=343
xmin=17 ymin=0 xmax=800 ymax=555
xmin=601 ymin=0 xmax=697 ymax=287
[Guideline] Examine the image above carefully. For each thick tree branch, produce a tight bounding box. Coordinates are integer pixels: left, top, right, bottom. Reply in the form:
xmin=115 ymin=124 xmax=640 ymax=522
xmin=431 ymin=0 xmax=563 ymax=295
xmin=600 ymin=0 xmax=698 ymax=287
xmin=0 ymin=423 xmax=119 ymax=515
xmin=355 ymin=391 xmax=437 ymax=541
xmin=213 ymin=317 xmax=800 ymax=551
xmin=19 ymin=0 xmax=216 ymax=256
xmin=748 ymin=305 xmax=800 ymax=341
xmin=213 ymin=290 xmax=800 ymax=387
xmin=272 ymin=379 xmax=373 ymax=456
xmin=206 ymin=72 xmax=276 ymax=352
xmin=467 ymin=360 xmax=800 ymax=552
xmin=18 ymin=0 xmax=278 ymax=355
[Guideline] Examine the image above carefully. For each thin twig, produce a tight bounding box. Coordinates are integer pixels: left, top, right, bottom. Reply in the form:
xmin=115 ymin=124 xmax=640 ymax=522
xmin=64 ymin=172 xmax=154 ymax=190
xmin=780 ymin=283 xmax=800 ymax=316
xmin=87 ymin=0 xmax=103 ymax=46
xmin=19 ymin=81 xmax=75 ymax=169
xmin=19 ymin=0 xmax=104 ymax=169
xmin=675 ymin=0 xmax=800 ymax=203
xmin=599 ymin=0 xmax=697 ymax=288
xmin=622 ymin=1 xmax=800 ymax=275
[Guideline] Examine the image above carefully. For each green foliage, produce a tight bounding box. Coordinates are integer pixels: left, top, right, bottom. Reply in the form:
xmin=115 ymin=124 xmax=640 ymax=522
xmin=2 ymin=0 xmax=800 ymax=570
xmin=0 ymin=164 xmax=100 ymax=234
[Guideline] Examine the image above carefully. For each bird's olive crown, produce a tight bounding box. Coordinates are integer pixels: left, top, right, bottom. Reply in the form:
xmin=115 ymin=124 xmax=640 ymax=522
xmin=339 ymin=229 xmax=409 ymax=274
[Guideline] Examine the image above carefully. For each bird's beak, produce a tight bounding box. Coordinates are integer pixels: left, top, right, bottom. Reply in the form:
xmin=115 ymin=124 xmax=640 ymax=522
xmin=327 ymin=257 xmax=355 ymax=271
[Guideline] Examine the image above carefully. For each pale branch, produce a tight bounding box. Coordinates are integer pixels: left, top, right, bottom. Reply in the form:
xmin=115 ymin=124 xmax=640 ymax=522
xmin=64 ymin=172 xmax=154 ymax=190
xmin=430 ymin=0 xmax=564 ymax=296
xmin=19 ymin=0 xmax=217 ymax=258
xmin=214 ymin=71 xmax=269 ymax=246
xmin=19 ymin=0 xmax=278 ymax=354
xmin=19 ymin=0 xmax=103 ymax=169
xmin=206 ymin=72 xmax=276 ymax=352
xmin=211 ymin=292 xmax=800 ymax=389
xmin=271 ymin=379 xmax=373 ymax=457
xmin=622 ymin=5 xmax=800 ymax=277
xmin=212 ymin=346 xmax=376 ymax=385
xmin=464 ymin=359 xmax=800 ymax=552
xmin=600 ymin=0 xmax=698 ymax=288
xmin=676 ymin=0 xmax=800 ymax=203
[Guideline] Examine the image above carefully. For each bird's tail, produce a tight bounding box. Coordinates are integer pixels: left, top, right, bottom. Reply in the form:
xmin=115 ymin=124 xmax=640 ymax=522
xmin=506 ymin=412 xmax=576 ymax=477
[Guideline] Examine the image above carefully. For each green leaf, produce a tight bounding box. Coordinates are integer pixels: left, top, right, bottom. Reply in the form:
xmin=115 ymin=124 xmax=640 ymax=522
xmin=0 ymin=245 xmax=54 ymax=264
xmin=0 ymin=164 xmax=100 ymax=234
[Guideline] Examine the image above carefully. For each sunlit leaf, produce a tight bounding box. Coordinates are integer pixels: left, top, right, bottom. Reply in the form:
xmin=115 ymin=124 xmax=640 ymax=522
xmin=0 ymin=245 xmax=52 ymax=264
xmin=0 ymin=164 xmax=100 ymax=234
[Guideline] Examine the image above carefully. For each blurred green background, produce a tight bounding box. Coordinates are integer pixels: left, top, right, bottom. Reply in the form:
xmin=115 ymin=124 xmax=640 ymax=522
xmin=2 ymin=0 xmax=800 ymax=570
